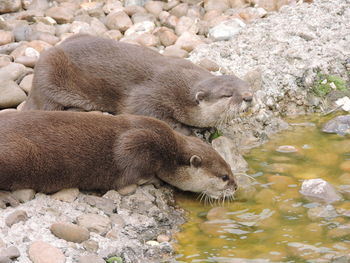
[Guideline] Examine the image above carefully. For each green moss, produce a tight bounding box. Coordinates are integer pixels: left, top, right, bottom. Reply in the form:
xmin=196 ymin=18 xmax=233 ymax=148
xmin=209 ymin=128 xmax=223 ymax=143
xmin=313 ymin=73 xmax=347 ymax=97
xmin=106 ymin=257 xmax=123 ymax=263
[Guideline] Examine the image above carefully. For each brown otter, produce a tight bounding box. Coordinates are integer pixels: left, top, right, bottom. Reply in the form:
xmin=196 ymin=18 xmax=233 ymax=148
xmin=22 ymin=34 xmax=253 ymax=135
xmin=0 ymin=111 xmax=237 ymax=201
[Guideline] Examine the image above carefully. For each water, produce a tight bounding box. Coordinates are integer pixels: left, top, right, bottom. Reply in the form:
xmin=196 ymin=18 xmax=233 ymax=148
xmin=174 ymin=114 xmax=350 ymax=262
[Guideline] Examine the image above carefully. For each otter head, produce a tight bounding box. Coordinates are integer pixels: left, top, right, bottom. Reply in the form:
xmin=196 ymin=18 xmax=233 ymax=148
xmin=157 ymin=136 xmax=238 ymax=200
xmin=188 ymin=75 xmax=253 ymax=127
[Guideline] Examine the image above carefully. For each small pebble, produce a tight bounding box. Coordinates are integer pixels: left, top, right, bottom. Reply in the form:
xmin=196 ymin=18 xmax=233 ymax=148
xmin=5 ymin=210 xmax=28 ymax=227
xmin=276 ymin=145 xmax=298 ymax=153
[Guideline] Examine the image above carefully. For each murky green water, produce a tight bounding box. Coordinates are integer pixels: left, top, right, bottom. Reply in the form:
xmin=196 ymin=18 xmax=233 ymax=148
xmin=174 ymin=114 xmax=350 ymax=262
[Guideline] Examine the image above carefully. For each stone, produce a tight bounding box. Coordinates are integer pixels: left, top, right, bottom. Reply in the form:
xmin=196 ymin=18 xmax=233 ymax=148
xmin=207 ymin=207 xmax=229 ymax=220
xmin=0 ymin=31 xmax=14 ymax=46
xmin=51 ymin=222 xmax=90 ymax=243
xmin=15 ymin=56 xmax=37 ymax=68
xmin=27 ymin=40 xmax=51 ymax=53
xmin=80 ymin=2 xmax=104 ymax=17
xmin=144 ymin=1 xmax=164 ymax=17
xmin=103 ymin=1 xmax=124 ymax=14
xmin=253 ymin=0 xmax=278 ymax=11
xmin=83 ymin=195 xmax=116 ymax=215
xmin=155 ymin=27 xmax=177 ymax=47
xmin=102 ymin=190 xmax=122 ymax=205
xmin=131 ymin=12 xmax=156 ymax=24
xmin=163 ymin=15 xmax=178 ymax=30
xmin=106 ymin=11 xmax=133 ymax=32
xmin=164 ymin=0 xmax=180 ymax=11
xmin=209 ymin=18 xmax=246 ymax=41
xmin=175 ymin=16 xmax=198 ymax=36
xmin=28 ymin=241 xmax=65 ymax=263
xmin=162 ymin=45 xmax=188 ymax=58
xmin=0 ymin=246 xmax=20 ymax=259
xmin=77 ymin=214 xmax=111 ymax=236
xmin=0 ymin=0 xmax=21 ymax=14
xmin=110 ymin=214 xmax=125 ymax=228
xmin=328 ymin=224 xmax=350 ymax=239
xmin=124 ymin=5 xmax=147 ymax=16
xmin=203 ymin=10 xmax=222 ymax=22
xmin=0 ymin=80 xmax=27 ymax=108
xmin=0 ymin=55 xmax=12 ymax=67
xmin=118 ymin=184 xmax=137 ymax=196
xmin=136 ymin=33 xmax=159 ymax=47
xmin=69 ymin=21 xmax=92 ymax=35
xmin=268 ymin=175 xmax=295 ymax=191
xmin=125 ymin=0 xmax=150 ymax=6
xmin=170 ymin=3 xmax=189 ymax=17
xmin=157 ymin=234 xmax=170 ymax=243
xmin=229 ymin=0 xmax=247 ymax=8
xmin=19 ymin=74 xmax=33 ymax=93
xmin=90 ymin=18 xmax=108 ymax=36
xmin=340 ymin=160 xmax=350 ymax=172
xmin=255 ymin=188 xmax=277 ymax=205
xmin=26 ymin=0 xmax=49 ymax=11
xmin=82 ymin=240 xmax=99 ymax=253
xmin=0 ymin=63 xmax=26 ymax=81
xmin=45 ymin=7 xmax=74 ymax=24
xmin=146 ymin=240 xmax=160 ymax=246
xmin=124 ymin=21 xmax=155 ymax=37
xmin=78 ymin=254 xmax=105 ymax=263
xmin=198 ymin=58 xmax=220 ymax=72
xmin=175 ymin=31 xmax=204 ymax=52
xmin=204 ymin=0 xmax=230 ymax=12
xmin=5 ymin=210 xmax=28 ymax=227
xmin=300 ymin=179 xmax=342 ymax=203
xmin=322 ymin=115 xmax=350 ymax=135
xmin=103 ymin=30 xmax=123 ymax=40
xmin=307 ymin=205 xmax=338 ymax=221
xmin=0 ymin=191 xmax=19 ymax=208
xmin=51 ymin=188 xmax=79 ymax=202
xmin=276 ymin=145 xmax=298 ymax=153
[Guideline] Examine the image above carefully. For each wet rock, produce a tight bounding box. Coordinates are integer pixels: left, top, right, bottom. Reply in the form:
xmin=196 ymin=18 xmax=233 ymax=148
xmin=78 ymin=254 xmax=105 ymax=263
xmin=300 ymin=179 xmax=342 ymax=203
xmin=0 ymin=0 xmax=21 ymax=14
xmin=235 ymin=174 xmax=257 ymax=201
xmin=28 ymin=241 xmax=65 ymax=263
xmin=118 ymin=184 xmax=137 ymax=196
xmin=50 ymin=222 xmax=90 ymax=243
xmin=340 ymin=160 xmax=350 ymax=172
xmin=278 ymin=200 xmax=305 ymax=215
xmin=0 ymin=246 xmax=20 ymax=259
xmin=51 ymin=188 xmax=79 ymax=202
xmin=5 ymin=210 xmax=28 ymax=227
xmin=83 ymin=195 xmax=116 ymax=215
xmin=77 ymin=214 xmax=112 ymax=236
xmin=209 ymin=18 xmax=245 ymax=41
xmin=287 ymin=242 xmax=320 ymax=260
xmin=255 ymin=188 xmax=277 ymax=205
xmin=328 ymin=224 xmax=350 ymax=239
xmin=322 ymin=115 xmax=350 ymax=135
xmin=106 ymin=11 xmax=133 ymax=32
xmin=19 ymin=74 xmax=33 ymax=93
xmin=0 ymin=31 xmax=14 ymax=46
xmin=276 ymin=145 xmax=298 ymax=153
xmin=0 ymin=80 xmax=27 ymax=108
xmin=45 ymin=7 xmax=74 ymax=24
xmin=307 ymin=205 xmax=338 ymax=221
xmin=207 ymin=207 xmax=229 ymax=220
xmin=268 ymin=175 xmax=295 ymax=191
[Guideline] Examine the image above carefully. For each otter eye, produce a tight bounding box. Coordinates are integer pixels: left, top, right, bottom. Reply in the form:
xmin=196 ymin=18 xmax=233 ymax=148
xmin=221 ymin=175 xmax=229 ymax=181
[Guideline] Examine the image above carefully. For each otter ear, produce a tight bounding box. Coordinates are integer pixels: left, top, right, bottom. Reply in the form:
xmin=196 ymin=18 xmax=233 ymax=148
xmin=190 ymin=155 xmax=202 ymax=168
xmin=195 ymin=92 xmax=205 ymax=104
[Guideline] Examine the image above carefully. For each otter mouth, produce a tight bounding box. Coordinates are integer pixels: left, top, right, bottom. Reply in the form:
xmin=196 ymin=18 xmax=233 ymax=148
xmin=198 ymin=188 xmax=236 ymax=205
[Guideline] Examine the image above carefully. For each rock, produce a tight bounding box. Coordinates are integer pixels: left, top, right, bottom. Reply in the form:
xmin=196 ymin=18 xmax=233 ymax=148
xmin=322 ymin=115 xmax=350 ymax=135
xmin=26 ymin=0 xmax=49 ymax=11
xmin=209 ymin=18 xmax=246 ymax=41
xmin=0 ymin=0 xmax=21 ymax=13
xmin=144 ymin=1 xmax=164 ymax=17
xmin=110 ymin=214 xmax=125 ymax=228
xmin=106 ymin=11 xmax=133 ymax=32
xmin=15 ymin=56 xmax=37 ymax=68
xmin=0 ymin=80 xmax=27 ymax=108
xmin=155 ymin=27 xmax=177 ymax=46
xmin=175 ymin=31 xmax=204 ymax=52
xmin=124 ymin=5 xmax=147 ymax=16
xmin=102 ymin=190 xmax=122 ymax=205
xmin=118 ymin=184 xmax=137 ymax=196
xmin=0 ymin=191 xmax=19 ymax=208
xmin=252 ymin=0 xmax=278 ymax=11
xmin=80 ymin=2 xmax=104 ymax=17
xmin=162 ymin=14 xmax=178 ymax=29
xmin=0 ymin=42 xmax=21 ymax=55
xmin=136 ymin=33 xmax=159 ymax=47
xmin=131 ymin=12 xmax=156 ymax=24
xmin=78 ymin=254 xmax=105 ymax=263
xmin=82 ymin=240 xmax=99 ymax=253
xmin=5 ymin=210 xmax=28 ymax=227
xmin=307 ymin=205 xmax=338 ymax=221
xmin=300 ymin=179 xmax=342 ymax=203
xmin=170 ymin=3 xmax=189 ymax=17
xmin=207 ymin=207 xmax=229 ymax=220
xmin=146 ymin=240 xmax=160 ymax=246
xmin=45 ymin=7 xmax=74 ymax=24
xmin=124 ymin=21 xmax=156 ymax=37
xmin=77 ymin=214 xmax=111 ymax=236
xmin=70 ymin=21 xmax=92 ymax=35
xmin=198 ymin=58 xmax=220 ymax=72
xmin=0 ymin=55 xmax=12 ymax=67
xmin=0 ymin=246 xmax=20 ymax=259
xmin=83 ymin=195 xmax=116 ymax=215
xmin=28 ymin=241 xmax=65 ymax=263
xmin=163 ymin=45 xmax=188 ymax=58
xmin=103 ymin=30 xmax=123 ymax=40
xmin=0 ymin=63 xmax=26 ymax=81
xmin=50 ymin=222 xmax=90 ymax=243
xmin=11 ymin=189 xmax=35 ymax=203
xmin=51 ymin=188 xmax=79 ymax=202
xmin=175 ymin=16 xmax=198 ymax=36
xmin=90 ymin=18 xmax=108 ymax=36
xmin=103 ymin=1 xmax=124 ymax=14
xmin=0 ymin=31 xmax=14 ymax=46
xmin=0 ymin=256 xmax=12 ymax=263
xmin=234 ymin=174 xmax=257 ymax=201
xmin=328 ymin=224 xmax=350 ymax=239
xmin=255 ymin=188 xmax=277 ymax=205
xmin=157 ymin=234 xmax=170 ymax=243
xmin=276 ymin=145 xmax=298 ymax=153
xmin=204 ymin=0 xmax=230 ymax=12
xmin=19 ymin=74 xmax=33 ymax=93
xmin=164 ymin=0 xmax=180 ymax=11
xmin=340 ymin=160 xmax=350 ymax=172
xmin=268 ymin=175 xmax=295 ymax=191
xmin=229 ymin=0 xmax=247 ymax=8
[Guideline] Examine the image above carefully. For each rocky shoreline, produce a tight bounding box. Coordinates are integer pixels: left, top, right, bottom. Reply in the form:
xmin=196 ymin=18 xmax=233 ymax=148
xmin=0 ymin=0 xmax=349 ymax=262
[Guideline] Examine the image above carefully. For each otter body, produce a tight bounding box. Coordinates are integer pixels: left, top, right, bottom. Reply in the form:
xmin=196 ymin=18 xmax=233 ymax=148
xmin=0 ymin=111 xmax=236 ymax=199
xmin=23 ymin=34 xmax=252 ymax=134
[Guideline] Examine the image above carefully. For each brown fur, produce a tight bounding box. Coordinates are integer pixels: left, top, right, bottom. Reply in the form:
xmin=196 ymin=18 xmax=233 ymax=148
xmin=23 ymin=34 xmax=253 ymax=134
xmin=0 ymin=111 xmax=237 ymax=195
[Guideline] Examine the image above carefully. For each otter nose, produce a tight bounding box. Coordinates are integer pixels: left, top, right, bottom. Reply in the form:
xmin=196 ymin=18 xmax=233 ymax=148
xmin=242 ymin=92 xmax=253 ymax=102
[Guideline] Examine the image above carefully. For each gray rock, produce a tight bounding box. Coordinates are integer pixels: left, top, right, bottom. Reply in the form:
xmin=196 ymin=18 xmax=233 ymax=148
xmin=322 ymin=115 xmax=350 ymax=135
xmin=45 ymin=7 xmax=74 ymax=24
xmin=106 ymin=11 xmax=133 ymax=32
xmin=300 ymin=179 xmax=342 ymax=203
xmin=26 ymin=0 xmax=49 ymax=11
xmin=0 ymin=43 xmax=21 ymax=55
xmin=0 ymin=246 xmax=20 ymax=259
xmin=28 ymin=241 xmax=65 ymax=263
xmin=5 ymin=210 xmax=29 ymax=227
xmin=0 ymin=0 xmax=21 ymax=14
xmin=124 ymin=0 xmax=151 ymax=6
xmin=78 ymin=254 xmax=105 ymax=263
xmin=13 ymin=25 xmax=33 ymax=42
xmin=307 ymin=205 xmax=338 ymax=221
xmin=82 ymin=195 xmax=116 ymax=215
xmin=0 ymin=80 xmax=27 ymax=108
xmin=50 ymin=222 xmax=90 ymax=243
xmin=209 ymin=18 xmax=246 ymax=41
xmin=77 ymin=214 xmax=112 ymax=236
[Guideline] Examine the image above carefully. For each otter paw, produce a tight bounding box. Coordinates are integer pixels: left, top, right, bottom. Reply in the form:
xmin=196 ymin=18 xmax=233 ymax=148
xmin=0 ymin=191 xmax=20 ymax=208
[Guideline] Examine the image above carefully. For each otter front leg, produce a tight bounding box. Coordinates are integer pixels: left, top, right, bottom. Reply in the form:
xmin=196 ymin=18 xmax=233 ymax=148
xmin=0 ymin=191 xmax=19 ymax=208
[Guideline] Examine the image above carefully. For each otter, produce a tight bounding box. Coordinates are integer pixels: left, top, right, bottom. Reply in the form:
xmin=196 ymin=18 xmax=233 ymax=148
xmin=22 ymin=34 xmax=253 ymax=135
xmin=0 ymin=111 xmax=237 ymax=202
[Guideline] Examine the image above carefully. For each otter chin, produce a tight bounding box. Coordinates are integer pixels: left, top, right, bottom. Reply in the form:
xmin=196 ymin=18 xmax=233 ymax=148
xmin=0 ymin=111 xmax=237 ymax=200
xmin=22 ymin=34 xmax=253 ymax=135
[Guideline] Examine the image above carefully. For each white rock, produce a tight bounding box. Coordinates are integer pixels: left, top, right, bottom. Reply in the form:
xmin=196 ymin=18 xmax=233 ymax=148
xmin=335 ymin=96 xmax=350 ymax=112
xmin=24 ymin=48 xmax=40 ymax=58
xmin=300 ymin=179 xmax=342 ymax=203
xmin=209 ymin=18 xmax=246 ymax=41
xmin=124 ymin=21 xmax=155 ymax=37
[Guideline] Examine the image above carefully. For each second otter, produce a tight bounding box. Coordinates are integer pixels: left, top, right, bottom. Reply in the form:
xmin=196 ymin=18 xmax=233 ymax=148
xmin=23 ymin=34 xmax=253 ymax=135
